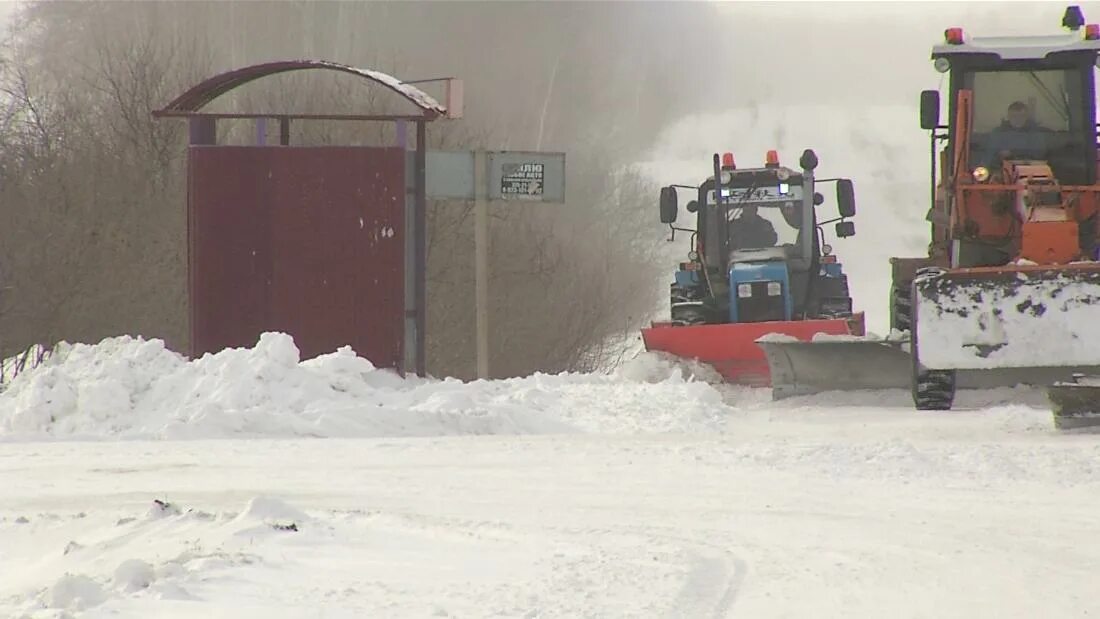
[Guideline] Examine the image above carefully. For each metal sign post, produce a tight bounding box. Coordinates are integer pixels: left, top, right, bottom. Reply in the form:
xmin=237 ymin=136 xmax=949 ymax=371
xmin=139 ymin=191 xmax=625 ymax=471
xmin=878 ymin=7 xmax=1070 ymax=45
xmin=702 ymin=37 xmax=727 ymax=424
xmin=474 ymin=151 xmax=490 ymax=379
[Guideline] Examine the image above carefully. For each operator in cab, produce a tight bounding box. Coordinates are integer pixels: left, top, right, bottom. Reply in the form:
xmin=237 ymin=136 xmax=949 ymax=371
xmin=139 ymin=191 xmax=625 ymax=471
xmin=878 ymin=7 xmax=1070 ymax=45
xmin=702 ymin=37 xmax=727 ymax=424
xmin=980 ymin=101 xmax=1051 ymax=167
xmin=728 ymin=205 xmax=778 ymax=250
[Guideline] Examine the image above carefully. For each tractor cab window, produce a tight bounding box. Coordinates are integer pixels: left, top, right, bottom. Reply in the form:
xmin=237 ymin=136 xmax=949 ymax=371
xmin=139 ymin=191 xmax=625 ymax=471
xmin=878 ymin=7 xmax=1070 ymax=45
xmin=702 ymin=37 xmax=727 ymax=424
xmin=706 ymin=184 xmax=802 ymax=251
xmin=965 ymin=68 xmax=1089 ymax=183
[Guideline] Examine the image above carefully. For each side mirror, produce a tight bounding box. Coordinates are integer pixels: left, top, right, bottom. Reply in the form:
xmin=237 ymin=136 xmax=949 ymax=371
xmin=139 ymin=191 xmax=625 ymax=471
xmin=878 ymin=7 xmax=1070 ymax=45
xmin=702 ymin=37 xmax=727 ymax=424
xmin=920 ymin=90 xmax=940 ymax=130
xmin=836 ymin=179 xmax=856 ymax=218
xmin=659 ymin=186 xmax=678 ymax=224
xmin=835 ymin=220 xmax=856 ymax=238
xmin=686 ymin=200 xmax=699 ymax=213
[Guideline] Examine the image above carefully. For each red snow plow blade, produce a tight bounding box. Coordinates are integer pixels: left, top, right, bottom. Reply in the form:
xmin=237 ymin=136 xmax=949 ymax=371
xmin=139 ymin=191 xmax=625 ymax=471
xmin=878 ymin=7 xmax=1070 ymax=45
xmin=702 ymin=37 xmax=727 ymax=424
xmin=641 ymin=313 xmax=866 ymax=386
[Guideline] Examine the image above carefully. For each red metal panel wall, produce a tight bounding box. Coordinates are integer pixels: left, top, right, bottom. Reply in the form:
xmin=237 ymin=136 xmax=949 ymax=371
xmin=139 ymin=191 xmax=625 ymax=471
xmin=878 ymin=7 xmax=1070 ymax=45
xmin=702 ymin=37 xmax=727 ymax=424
xmin=187 ymin=146 xmax=405 ymax=368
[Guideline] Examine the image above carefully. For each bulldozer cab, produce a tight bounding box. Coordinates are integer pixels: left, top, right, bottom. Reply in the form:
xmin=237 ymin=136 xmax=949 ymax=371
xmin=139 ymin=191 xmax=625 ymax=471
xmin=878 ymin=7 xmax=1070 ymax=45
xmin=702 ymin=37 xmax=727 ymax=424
xmin=967 ymin=70 xmax=1088 ymax=181
xmin=922 ymin=18 xmax=1100 ymax=189
xmin=917 ymin=12 xmax=1100 ymax=269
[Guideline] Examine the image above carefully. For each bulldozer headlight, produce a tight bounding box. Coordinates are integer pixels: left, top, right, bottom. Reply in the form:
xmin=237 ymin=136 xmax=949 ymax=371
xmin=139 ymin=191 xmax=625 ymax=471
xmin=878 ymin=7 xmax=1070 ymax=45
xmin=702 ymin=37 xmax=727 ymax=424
xmin=776 ymin=167 xmax=791 ymax=181
xmin=767 ymin=282 xmax=782 ymax=296
xmin=688 ymin=250 xmax=699 ymax=261
xmin=934 ymin=57 xmax=951 ymax=73
xmin=972 ymin=166 xmax=990 ymax=182
xmin=737 ymin=283 xmax=753 ymax=298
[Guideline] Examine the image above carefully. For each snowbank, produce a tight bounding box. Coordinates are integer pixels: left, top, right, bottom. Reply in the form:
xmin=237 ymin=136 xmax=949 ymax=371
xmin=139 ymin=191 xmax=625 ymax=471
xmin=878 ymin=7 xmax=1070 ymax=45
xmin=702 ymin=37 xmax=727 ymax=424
xmin=615 ymin=349 xmax=726 ymax=384
xmin=0 ymin=333 xmax=733 ymax=441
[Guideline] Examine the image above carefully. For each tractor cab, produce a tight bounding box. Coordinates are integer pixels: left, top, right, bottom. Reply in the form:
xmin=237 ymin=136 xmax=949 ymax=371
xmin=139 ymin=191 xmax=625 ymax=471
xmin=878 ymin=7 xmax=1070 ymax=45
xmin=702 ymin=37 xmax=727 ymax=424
xmin=701 ymin=152 xmax=812 ymax=269
xmin=918 ymin=5 xmax=1100 ymax=267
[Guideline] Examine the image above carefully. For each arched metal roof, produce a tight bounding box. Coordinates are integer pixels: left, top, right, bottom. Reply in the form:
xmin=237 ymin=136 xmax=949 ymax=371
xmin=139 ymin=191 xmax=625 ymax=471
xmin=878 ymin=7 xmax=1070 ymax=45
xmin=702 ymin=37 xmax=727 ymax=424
xmin=154 ymin=60 xmax=447 ymax=118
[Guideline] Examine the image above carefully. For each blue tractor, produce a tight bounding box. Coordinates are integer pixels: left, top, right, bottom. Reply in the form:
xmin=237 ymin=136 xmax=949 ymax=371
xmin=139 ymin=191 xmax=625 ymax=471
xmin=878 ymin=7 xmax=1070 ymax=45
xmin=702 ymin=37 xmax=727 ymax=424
xmin=641 ymin=149 xmax=862 ymax=385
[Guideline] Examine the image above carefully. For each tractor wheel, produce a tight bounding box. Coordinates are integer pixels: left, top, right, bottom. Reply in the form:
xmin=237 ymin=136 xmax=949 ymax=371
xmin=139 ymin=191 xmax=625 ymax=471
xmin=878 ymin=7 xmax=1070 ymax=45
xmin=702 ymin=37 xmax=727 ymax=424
xmin=816 ymin=275 xmax=852 ymax=318
xmin=671 ymin=306 xmax=707 ymax=326
xmin=827 ymin=273 xmax=849 ymax=296
xmin=818 ymin=274 xmax=850 ymax=298
xmin=912 ymin=368 xmax=956 ymax=410
xmin=908 ymin=268 xmax=956 ymax=410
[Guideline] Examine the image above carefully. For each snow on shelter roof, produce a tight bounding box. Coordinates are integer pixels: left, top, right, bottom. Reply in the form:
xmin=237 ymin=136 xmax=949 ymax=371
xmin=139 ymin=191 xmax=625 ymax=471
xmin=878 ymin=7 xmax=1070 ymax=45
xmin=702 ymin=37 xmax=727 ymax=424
xmin=932 ymin=33 xmax=1100 ymax=61
xmin=153 ymin=60 xmax=447 ymax=118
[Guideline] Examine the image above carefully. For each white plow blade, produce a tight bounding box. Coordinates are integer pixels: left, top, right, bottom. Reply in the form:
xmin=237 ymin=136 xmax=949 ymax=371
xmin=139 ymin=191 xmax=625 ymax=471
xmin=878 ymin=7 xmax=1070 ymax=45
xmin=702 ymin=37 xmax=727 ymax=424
xmin=913 ymin=268 xmax=1100 ymax=370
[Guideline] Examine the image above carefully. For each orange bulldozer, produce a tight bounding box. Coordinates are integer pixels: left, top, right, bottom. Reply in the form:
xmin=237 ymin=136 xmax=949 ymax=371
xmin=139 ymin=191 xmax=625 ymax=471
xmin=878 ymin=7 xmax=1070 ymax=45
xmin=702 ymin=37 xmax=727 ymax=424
xmin=757 ymin=5 xmax=1100 ymax=429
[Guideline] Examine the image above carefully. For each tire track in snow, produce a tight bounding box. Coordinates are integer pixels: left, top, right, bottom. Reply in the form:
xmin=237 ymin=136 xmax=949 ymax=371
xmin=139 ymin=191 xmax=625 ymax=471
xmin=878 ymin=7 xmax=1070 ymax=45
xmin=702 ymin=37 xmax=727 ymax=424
xmin=636 ymin=526 xmax=747 ymax=619
xmin=362 ymin=510 xmax=749 ymax=616
xmin=665 ymin=546 xmax=746 ymax=619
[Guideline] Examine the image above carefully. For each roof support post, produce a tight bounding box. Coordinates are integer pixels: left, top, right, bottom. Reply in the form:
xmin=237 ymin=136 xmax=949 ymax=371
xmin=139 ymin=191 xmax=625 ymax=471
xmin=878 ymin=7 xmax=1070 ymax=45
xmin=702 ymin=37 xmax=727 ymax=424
xmin=414 ymin=120 xmax=428 ymax=377
xmin=279 ymin=117 xmax=290 ymax=146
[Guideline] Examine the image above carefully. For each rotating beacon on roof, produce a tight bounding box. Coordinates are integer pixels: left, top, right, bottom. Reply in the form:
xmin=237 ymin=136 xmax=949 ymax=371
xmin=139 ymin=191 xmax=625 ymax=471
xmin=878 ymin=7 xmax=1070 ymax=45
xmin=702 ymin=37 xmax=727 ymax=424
xmin=758 ymin=5 xmax=1100 ymax=427
xmin=641 ymin=149 xmax=861 ymax=385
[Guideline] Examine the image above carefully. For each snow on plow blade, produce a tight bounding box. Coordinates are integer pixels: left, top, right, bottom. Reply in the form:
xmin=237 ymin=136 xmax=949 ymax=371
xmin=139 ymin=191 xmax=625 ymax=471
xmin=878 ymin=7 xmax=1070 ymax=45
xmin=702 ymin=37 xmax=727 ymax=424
xmin=1048 ymin=378 xmax=1100 ymax=431
xmin=640 ymin=317 xmax=860 ymax=386
xmin=758 ymin=337 xmax=912 ymax=399
xmin=913 ymin=264 xmax=1100 ymax=371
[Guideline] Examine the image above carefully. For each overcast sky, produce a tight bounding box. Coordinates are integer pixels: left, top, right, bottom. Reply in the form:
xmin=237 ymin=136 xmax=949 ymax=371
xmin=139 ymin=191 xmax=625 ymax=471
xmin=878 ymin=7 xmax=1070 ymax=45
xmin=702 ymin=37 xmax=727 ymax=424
xmin=699 ymin=1 xmax=1100 ymax=108
xmin=0 ymin=1 xmax=16 ymax=25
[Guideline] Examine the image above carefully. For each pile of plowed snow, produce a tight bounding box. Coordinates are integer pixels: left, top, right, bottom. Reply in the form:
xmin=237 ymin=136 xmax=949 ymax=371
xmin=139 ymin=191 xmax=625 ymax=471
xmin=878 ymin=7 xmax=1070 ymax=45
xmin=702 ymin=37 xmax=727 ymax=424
xmin=0 ymin=333 xmax=734 ymax=440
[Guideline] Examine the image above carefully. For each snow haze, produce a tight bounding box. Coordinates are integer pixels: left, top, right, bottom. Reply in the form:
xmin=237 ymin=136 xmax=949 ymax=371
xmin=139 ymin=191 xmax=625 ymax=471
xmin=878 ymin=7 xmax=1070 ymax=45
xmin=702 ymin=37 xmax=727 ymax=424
xmin=4 ymin=3 xmax=1100 ymax=617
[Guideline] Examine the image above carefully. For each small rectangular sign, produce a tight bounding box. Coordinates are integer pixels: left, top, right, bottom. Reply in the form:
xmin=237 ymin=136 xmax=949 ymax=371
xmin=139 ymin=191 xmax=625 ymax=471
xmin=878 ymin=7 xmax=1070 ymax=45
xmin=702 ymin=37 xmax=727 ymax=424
xmin=500 ymin=162 xmax=545 ymax=198
xmin=488 ymin=151 xmax=565 ymax=202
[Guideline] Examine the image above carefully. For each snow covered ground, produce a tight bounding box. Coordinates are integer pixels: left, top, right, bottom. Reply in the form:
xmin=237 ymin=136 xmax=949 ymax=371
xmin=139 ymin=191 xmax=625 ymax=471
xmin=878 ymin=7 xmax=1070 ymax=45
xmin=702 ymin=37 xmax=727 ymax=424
xmin=2 ymin=334 xmax=1100 ymax=618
